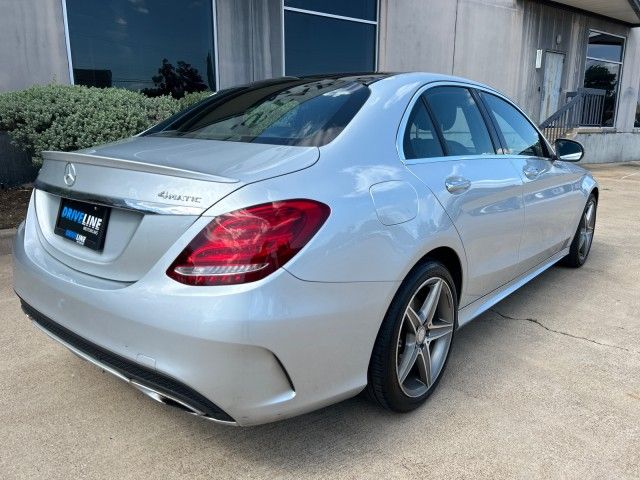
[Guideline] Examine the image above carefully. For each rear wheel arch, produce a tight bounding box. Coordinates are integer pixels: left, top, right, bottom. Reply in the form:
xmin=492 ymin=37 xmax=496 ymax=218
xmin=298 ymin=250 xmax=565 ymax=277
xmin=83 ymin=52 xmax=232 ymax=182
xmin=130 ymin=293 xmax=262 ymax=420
xmin=370 ymin=246 xmax=463 ymax=351
xmin=409 ymin=247 xmax=463 ymax=305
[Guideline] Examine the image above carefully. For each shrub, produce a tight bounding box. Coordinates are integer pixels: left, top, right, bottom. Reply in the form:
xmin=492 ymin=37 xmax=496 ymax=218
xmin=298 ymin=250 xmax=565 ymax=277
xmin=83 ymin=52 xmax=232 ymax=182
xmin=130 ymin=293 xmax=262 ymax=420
xmin=0 ymin=84 xmax=210 ymax=164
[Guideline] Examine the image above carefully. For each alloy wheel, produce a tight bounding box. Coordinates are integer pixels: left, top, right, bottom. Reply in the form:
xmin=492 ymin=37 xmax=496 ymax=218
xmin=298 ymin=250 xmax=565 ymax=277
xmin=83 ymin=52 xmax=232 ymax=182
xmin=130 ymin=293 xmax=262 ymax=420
xmin=395 ymin=277 xmax=455 ymax=398
xmin=578 ymin=200 xmax=596 ymax=261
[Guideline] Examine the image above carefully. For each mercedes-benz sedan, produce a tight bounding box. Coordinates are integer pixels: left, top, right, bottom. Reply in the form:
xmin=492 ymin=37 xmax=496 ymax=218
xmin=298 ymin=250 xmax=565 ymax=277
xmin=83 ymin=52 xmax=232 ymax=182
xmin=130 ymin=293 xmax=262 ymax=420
xmin=13 ymin=73 xmax=598 ymax=426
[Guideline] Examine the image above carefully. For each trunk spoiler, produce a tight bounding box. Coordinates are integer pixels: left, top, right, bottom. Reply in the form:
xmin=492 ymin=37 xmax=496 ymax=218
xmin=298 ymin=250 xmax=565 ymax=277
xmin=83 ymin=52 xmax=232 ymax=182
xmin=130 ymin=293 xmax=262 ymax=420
xmin=42 ymin=151 xmax=239 ymax=183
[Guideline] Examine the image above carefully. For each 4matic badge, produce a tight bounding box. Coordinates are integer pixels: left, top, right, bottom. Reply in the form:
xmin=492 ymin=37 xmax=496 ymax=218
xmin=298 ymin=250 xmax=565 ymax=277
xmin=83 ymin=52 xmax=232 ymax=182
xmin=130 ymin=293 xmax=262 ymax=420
xmin=157 ymin=191 xmax=202 ymax=204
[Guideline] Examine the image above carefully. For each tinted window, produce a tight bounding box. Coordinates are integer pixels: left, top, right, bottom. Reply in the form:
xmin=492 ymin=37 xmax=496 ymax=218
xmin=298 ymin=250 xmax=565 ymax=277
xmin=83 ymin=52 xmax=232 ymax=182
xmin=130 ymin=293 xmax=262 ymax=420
xmin=424 ymin=87 xmax=495 ymax=156
xmin=583 ymin=60 xmax=621 ymax=127
xmin=481 ymin=93 xmax=546 ymax=157
xmin=284 ymin=11 xmax=376 ymax=76
xmin=403 ymin=100 xmax=444 ymax=159
xmin=147 ymin=78 xmax=370 ymax=147
xmin=66 ymin=0 xmax=215 ymax=96
xmin=586 ymin=31 xmax=624 ymax=62
xmin=636 ymin=82 xmax=640 ymax=128
xmin=584 ymin=31 xmax=625 ymax=127
xmin=285 ymin=0 xmax=377 ymax=21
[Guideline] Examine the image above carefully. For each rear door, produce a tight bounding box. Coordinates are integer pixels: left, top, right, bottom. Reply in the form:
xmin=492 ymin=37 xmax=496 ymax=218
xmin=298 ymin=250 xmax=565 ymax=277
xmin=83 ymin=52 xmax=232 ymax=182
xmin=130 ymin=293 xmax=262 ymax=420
xmin=478 ymin=91 xmax=584 ymax=273
xmin=402 ymin=85 xmax=524 ymax=305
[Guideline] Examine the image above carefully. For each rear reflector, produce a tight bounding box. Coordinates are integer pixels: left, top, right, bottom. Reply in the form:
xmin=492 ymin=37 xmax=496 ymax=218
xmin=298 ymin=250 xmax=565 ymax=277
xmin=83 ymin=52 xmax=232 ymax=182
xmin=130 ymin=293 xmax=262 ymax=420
xmin=167 ymin=199 xmax=330 ymax=285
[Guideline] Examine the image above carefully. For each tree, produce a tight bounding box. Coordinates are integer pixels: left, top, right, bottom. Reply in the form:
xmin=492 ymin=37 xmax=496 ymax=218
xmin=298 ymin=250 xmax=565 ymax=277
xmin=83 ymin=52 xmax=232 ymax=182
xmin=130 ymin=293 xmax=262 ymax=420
xmin=583 ymin=64 xmax=616 ymax=92
xmin=142 ymin=58 xmax=208 ymax=99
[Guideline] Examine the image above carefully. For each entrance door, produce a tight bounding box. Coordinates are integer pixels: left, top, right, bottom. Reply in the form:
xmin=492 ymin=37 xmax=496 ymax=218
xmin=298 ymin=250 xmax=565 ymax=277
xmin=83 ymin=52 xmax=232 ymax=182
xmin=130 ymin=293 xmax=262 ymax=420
xmin=540 ymin=52 xmax=565 ymax=122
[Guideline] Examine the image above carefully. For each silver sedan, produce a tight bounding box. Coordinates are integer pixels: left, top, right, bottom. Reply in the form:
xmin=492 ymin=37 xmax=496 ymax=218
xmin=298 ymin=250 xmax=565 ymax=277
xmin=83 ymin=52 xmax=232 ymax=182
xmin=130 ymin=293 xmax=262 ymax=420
xmin=13 ymin=73 xmax=598 ymax=425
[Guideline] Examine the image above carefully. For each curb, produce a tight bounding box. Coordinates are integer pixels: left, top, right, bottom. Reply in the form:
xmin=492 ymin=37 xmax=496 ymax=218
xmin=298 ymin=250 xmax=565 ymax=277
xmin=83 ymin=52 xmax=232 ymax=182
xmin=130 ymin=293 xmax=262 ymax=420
xmin=0 ymin=228 xmax=16 ymax=256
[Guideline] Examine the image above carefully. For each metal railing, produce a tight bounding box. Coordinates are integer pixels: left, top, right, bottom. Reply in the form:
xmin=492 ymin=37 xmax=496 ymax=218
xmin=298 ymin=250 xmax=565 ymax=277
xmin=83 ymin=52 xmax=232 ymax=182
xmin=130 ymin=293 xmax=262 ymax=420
xmin=539 ymin=88 xmax=606 ymax=142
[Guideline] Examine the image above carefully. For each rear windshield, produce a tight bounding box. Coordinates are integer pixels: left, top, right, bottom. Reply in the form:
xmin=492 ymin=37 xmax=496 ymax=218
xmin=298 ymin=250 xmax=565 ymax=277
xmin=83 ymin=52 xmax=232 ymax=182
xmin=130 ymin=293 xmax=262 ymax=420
xmin=146 ymin=78 xmax=370 ymax=147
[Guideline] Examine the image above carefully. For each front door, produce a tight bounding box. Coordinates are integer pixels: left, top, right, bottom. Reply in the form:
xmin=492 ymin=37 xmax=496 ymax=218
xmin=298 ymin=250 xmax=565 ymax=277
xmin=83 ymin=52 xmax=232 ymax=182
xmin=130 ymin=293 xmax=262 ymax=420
xmin=479 ymin=90 xmax=582 ymax=273
xmin=516 ymin=157 xmax=583 ymax=271
xmin=540 ymin=52 xmax=565 ymax=123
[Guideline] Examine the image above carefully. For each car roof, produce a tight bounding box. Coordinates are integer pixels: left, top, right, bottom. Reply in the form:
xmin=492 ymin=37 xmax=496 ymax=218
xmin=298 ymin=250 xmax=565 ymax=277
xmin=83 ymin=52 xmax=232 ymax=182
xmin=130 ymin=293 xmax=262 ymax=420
xmin=297 ymin=72 xmax=395 ymax=85
xmin=228 ymin=72 xmax=500 ymax=96
xmin=295 ymin=71 xmax=490 ymax=86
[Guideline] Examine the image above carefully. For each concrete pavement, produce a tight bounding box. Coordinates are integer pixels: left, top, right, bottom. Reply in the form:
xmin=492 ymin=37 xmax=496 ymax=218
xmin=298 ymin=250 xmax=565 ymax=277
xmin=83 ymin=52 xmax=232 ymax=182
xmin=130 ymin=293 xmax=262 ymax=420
xmin=0 ymin=163 xmax=638 ymax=479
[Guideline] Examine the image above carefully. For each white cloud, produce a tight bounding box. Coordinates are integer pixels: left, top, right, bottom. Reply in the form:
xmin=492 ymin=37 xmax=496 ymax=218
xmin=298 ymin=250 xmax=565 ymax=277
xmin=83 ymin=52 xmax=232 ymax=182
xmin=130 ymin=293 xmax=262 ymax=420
xmin=128 ymin=0 xmax=149 ymax=13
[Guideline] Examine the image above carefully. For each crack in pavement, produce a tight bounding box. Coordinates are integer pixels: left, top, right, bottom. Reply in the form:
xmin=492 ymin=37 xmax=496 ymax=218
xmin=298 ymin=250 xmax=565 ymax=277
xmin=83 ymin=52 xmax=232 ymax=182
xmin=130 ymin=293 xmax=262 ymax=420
xmin=489 ymin=308 xmax=634 ymax=354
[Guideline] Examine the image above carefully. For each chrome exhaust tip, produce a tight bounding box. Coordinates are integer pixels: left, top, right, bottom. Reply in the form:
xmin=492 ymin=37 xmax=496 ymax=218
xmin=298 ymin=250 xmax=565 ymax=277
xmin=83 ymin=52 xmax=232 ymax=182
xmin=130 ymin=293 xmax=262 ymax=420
xmin=129 ymin=382 xmax=237 ymax=425
xmin=29 ymin=318 xmax=237 ymax=426
xmin=130 ymin=380 xmax=205 ymax=416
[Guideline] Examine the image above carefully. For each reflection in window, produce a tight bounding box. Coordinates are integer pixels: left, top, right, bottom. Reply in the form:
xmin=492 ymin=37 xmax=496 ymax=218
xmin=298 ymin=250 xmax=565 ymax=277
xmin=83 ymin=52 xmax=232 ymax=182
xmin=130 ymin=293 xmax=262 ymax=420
xmin=636 ymin=87 xmax=640 ymax=128
xmin=403 ymin=100 xmax=443 ymax=159
xmin=587 ymin=32 xmax=624 ymax=62
xmin=147 ymin=78 xmax=371 ymax=147
xmin=284 ymin=3 xmax=377 ymax=76
xmin=584 ymin=31 xmax=625 ymax=127
xmin=66 ymin=0 xmax=215 ymax=97
xmin=481 ymin=93 xmax=545 ymax=157
xmin=284 ymin=0 xmax=377 ymax=21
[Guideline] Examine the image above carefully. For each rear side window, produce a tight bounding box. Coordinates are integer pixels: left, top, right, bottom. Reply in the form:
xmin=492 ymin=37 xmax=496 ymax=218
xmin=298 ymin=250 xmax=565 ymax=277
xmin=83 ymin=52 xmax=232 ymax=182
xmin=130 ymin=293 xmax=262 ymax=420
xmin=403 ymin=99 xmax=444 ymax=159
xmin=146 ymin=78 xmax=370 ymax=147
xmin=480 ymin=92 xmax=547 ymax=157
xmin=424 ymin=87 xmax=495 ymax=156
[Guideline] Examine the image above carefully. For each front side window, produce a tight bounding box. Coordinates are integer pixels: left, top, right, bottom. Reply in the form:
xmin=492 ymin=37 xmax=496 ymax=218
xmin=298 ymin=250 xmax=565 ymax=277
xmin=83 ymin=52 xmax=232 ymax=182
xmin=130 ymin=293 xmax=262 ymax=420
xmin=402 ymin=100 xmax=444 ymax=159
xmin=584 ymin=31 xmax=625 ymax=127
xmin=146 ymin=78 xmax=370 ymax=147
xmin=424 ymin=87 xmax=495 ymax=156
xmin=66 ymin=0 xmax=215 ymax=96
xmin=284 ymin=1 xmax=377 ymax=76
xmin=480 ymin=92 xmax=546 ymax=157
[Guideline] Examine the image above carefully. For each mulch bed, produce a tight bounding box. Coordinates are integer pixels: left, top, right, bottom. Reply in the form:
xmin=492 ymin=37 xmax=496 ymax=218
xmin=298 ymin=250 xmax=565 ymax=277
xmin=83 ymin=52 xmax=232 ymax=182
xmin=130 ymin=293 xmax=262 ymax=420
xmin=0 ymin=186 xmax=33 ymax=230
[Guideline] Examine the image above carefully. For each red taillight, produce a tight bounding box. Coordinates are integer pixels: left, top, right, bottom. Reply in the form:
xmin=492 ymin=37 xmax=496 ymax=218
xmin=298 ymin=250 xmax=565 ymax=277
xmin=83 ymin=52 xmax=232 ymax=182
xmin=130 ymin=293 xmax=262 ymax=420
xmin=167 ymin=199 xmax=330 ymax=286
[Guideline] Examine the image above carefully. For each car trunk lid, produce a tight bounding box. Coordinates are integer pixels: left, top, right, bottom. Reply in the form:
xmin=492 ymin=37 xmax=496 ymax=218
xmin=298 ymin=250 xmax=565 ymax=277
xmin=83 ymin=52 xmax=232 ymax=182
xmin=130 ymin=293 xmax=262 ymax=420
xmin=32 ymin=137 xmax=319 ymax=282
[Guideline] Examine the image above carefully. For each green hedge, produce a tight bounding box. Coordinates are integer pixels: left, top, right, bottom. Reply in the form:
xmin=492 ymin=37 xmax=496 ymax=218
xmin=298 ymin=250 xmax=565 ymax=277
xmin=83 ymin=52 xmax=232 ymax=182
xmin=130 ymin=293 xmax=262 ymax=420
xmin=0 ymin=84 xmax=210 ymax=164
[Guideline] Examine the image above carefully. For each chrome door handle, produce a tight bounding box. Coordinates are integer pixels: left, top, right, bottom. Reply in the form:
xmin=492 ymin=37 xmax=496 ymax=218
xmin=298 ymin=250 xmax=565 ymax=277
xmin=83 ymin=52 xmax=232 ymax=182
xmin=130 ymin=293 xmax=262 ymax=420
xmin=523 ymin=166 xmax=541 ymax=179
xmin=445 ymin=177 xmax=471 ymax=194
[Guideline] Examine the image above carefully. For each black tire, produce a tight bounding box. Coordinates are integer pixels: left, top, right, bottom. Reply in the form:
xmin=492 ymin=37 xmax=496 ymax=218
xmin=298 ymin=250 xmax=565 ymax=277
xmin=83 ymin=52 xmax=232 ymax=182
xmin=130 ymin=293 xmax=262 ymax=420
xmin=367 ymin=260 xmax=458 ymax=412
xmin=560 ymin=194 xmax=597 ymax=268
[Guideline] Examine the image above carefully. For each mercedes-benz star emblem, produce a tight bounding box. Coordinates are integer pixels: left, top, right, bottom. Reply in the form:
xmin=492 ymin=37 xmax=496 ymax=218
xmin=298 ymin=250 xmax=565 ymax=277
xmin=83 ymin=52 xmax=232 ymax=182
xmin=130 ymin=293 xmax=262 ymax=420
xmin=63 ymin=162 xmax=76 ymax=187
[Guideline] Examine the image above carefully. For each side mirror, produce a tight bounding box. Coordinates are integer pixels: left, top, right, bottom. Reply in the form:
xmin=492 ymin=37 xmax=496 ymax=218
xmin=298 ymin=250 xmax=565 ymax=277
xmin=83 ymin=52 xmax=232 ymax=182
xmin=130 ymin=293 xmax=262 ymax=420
xmin=554 ymin=139 xmax=584 ymax=162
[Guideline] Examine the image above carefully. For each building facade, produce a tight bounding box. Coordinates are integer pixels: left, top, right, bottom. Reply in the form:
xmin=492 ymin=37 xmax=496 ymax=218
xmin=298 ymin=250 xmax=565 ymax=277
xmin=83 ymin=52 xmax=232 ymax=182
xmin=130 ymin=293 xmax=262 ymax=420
xmin=1 ymin=0 xmax=640 ymax=163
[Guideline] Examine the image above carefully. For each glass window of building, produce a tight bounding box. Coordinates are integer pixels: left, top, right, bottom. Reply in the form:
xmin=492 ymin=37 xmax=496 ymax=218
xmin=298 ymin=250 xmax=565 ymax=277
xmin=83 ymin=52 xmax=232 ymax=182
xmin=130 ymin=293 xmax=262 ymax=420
xmin=284 ymin=1 xmax=377 ymax=76
xmin=66 ymin=0 xmax=216 ymax=97
xmin=636 ymin=82 xmax=640 ymax=128
xmin=583 ymin=31 xmax=625 ymax=127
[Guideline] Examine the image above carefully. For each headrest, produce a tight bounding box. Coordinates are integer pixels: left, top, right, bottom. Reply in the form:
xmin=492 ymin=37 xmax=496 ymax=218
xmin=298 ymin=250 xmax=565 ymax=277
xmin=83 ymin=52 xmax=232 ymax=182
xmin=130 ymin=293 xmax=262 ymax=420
xmin=429 ymin=93 xmax=459 ymax=131
xmin=413 ymin=106 xmax=433 ymax=131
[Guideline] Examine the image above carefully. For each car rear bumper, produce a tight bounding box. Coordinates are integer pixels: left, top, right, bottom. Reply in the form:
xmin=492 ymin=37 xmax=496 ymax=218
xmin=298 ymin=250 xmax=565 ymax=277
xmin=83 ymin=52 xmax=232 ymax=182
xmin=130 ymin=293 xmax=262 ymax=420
xmin=13 ymin=217 xmax=398 ymax=426
xmin=20 ymin=300 xmax=237 ymax=424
